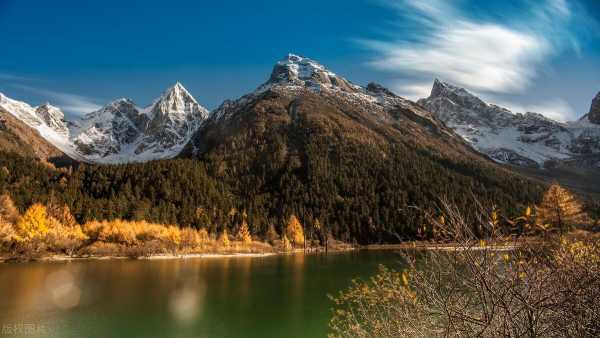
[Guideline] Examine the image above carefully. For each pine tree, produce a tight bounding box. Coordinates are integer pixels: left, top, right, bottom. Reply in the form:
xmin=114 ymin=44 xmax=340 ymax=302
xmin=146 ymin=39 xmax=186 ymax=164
xmin=313 ymin=219 xmax=322 ymax=247
xmin=286 ymin=215 xmax=304 ymax=247
xmin=536 ymin=183 xmax=588 ymax=234
xmin=237 ymin=220 xmax=252 ymax=245
xmin=266 ymin=224 xmax=279 ymax=244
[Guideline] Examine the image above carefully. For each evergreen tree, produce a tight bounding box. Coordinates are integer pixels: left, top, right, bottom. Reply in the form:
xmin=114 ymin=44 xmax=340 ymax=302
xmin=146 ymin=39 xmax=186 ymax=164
xmin=266 ymin=224 xmax=279 ymax=244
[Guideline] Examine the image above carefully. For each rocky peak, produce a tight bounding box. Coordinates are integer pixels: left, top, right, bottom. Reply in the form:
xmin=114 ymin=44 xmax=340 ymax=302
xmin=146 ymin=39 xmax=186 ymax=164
xmin=149 ymin=82 xmax=207 ymax=120
xmin=136 ymin=83 xmax=209 ymax=154
xmin=35 ymin=103 xmax=68 ymax=134
xmin=588 ymin=91 xmax=600 ymax=124
xmin=88 ymin=98 xmax=147 ymax=128
xmin=366 ymin=82 xmax=397 ymax=97
xmin=266 ymin=54 xmax=357 ymax=92
xmin=428 ymin=79 xmax=487 ymax=109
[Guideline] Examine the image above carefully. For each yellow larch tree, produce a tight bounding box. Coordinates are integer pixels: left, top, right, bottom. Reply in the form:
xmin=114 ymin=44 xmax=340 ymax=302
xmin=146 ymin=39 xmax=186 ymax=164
xmin=16 ymin=204 xmax=49 ymax=240
xmin=282 ymin=234 xmax=292 ymax=252
xmin=536 ymin=183 xmax=589 ymax=234
xmin=220 ymin=228 xmax=230 ymax=248
xmin=237 ymin=220 xmax=252 ymax=245
xmin=286 ymin=215 xmax=304 ymax=247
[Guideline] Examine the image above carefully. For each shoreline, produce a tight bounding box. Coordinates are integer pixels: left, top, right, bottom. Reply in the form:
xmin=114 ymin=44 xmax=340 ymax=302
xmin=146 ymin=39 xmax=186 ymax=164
xmin=0 ymin=247 xmax=357 ymax=263
xmin=4 ymin=235 xmax=573 ymax=263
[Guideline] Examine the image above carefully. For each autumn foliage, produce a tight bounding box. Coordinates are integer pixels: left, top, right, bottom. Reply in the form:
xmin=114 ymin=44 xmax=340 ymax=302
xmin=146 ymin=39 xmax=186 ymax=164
xmin=286 ymin=215 xmax=304 ymax=247
xmin=16 ymin=204 xmax=49 ymax=240
xmin=0 ymin=195 xmax=274 ymax=259
xmin=536 ymin=183 xmax=589 ymax=234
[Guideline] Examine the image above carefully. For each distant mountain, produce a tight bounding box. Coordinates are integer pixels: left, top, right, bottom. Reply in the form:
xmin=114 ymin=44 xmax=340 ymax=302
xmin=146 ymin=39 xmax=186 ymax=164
xmin=418 ymin=80 xmax=600 ymax=169
xmin=182 ymin=54 xmax=541 ymax=242
xmin=584 ymin=92 xmax=600 ymax=124
xmin=0 ymin=83 xmax=208 ymax=163
xmin=0 ymin=93 xmax=72 ymax=164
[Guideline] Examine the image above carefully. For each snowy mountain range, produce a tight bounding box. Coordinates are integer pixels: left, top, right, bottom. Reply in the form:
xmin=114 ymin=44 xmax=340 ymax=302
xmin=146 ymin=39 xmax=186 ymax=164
xmin=418 ymin=80 xmax=600 ymax=168
xmin=0 ymin=82 xmax=208 ymax=163
xmin=0 ymin=54 xmax=598 ymax=169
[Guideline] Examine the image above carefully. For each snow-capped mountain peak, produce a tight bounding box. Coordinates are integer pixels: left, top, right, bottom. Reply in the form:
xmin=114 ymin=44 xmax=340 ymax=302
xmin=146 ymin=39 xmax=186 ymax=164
xmin=265 ymin=53 xmax=359 ymax=92
xmin=419 ymin=80 xmax=600 ymax=168
xmin=136 ymin=82 xmax=209 ymax=156
xmin=34 ymin=103 xmax=68 ymax=135
xmin=148 ymin=82 xmax=206 ymax=119
xmin=0 ymin=84 xmax=209 ymax=164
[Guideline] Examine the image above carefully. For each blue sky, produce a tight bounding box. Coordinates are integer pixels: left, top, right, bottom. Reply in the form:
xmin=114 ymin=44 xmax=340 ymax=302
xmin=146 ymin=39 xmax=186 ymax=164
xmin=1 ymin=0 xmax=599 ymax=121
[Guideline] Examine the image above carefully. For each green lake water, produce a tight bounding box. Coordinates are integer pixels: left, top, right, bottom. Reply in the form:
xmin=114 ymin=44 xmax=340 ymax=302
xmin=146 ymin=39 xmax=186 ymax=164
xmin=0 ymin=251 xmax=405 ymax=338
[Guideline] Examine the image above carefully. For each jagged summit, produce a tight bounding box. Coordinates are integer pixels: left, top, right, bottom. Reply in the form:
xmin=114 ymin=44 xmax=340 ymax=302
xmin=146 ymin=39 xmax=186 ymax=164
xmin=0 ymin=83 xmax=209 ymax=164
xmin=431 ymin=79 xmax=459 ymax=96
xmin=419 ymin=79 xmax=600 ymax=168
xmin=427 ymin=79 xmax=489 ymax=110
xmin=149 ymin=82 xmax=206 ymax=119
xmin=587 ymin=91 xmax=600 ymax=124
xmin=264 ymin=53 xmax=358 ymax=92
xmin=34 ymin=103 xmax=68 ymax=135
xmin=366 ymin=82 xmax=397 ymax=97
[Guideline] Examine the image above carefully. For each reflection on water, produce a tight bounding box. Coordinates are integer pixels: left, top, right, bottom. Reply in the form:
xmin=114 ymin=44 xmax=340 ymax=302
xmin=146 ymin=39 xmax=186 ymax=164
xmin=0 ymin=251 xmax=403 ymax=338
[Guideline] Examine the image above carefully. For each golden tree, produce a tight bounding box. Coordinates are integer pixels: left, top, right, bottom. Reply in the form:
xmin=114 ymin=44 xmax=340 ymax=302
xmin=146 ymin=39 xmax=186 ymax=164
xmin=219 ymin=228 xmax=230 ymax=248
xmin=286 ymin=215 xmax=304 ymax=247
xmin=44 ymin=217 xmax=88 ymax=256
xmin=282 ymin=234 xmax=292 ymax=252
xmin=237 ymin=220 xmax=252 ymax=245
xmin=536 ymin=183 xmax=588 ymax=234
xmin=16 ymin=204 xmax=49 ymax=240
xmin=50 ymin=204 xmax=77 ymax=228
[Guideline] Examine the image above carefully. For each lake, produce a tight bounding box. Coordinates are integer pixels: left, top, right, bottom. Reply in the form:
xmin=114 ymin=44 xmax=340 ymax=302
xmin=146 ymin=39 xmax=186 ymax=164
xmin=0 ymin=251 xmax=405 ymax=338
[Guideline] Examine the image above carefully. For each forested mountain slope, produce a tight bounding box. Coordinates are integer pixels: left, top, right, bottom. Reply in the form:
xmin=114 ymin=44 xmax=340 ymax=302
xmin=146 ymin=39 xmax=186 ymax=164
xmin=181 ymin=55 xmax=543 ymax=242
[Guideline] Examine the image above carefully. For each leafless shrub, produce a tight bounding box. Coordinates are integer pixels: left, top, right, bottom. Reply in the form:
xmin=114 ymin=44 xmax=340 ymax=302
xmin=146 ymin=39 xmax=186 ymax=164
xmin=330 ymin=200 xmax=600 ymax=338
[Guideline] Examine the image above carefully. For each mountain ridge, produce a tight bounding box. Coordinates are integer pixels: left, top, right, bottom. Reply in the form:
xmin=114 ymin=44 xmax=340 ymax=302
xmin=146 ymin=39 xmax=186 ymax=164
xmin=418 ymin=80 xmax=600 ymax=168
xmin=0 ymin=82 xmax=209 ymax=164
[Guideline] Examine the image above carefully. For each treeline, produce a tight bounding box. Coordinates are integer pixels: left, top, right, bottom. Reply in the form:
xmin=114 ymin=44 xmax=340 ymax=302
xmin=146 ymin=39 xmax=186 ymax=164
xmin=0 ymin=144 xmax=544 ymax=245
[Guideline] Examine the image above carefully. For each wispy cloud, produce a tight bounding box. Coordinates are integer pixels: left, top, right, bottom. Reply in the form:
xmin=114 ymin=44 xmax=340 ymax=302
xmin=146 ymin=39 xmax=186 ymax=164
xmin=363 ymin=0 xmax=595 ymax=102
xmin=0 ymin=73 xmax=35 ymax=82
xmin=393 ymin=82 xmax=433 ymax=101
xmin=11 ymin=84 xmax=102 ymax=115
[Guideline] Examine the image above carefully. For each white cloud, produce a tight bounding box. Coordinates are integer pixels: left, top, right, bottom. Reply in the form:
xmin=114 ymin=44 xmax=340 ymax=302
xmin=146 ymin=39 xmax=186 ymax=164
xmin=362 ymin=0 xmax=592 ymax=121
xmin=363 ymin=0 xmax=574 ymax=94
xmin=367 ymin=22 xmax=549 ymax=93
xmin=393 ymin=82 xmax=433 ymax=101
xmin=11 ymin=84 xmax=101 ymax=115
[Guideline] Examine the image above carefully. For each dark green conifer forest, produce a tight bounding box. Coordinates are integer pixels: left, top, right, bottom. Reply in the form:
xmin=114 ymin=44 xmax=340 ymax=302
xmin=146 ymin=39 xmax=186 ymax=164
xmin=0 ymin=141 xmax=545 ymax=244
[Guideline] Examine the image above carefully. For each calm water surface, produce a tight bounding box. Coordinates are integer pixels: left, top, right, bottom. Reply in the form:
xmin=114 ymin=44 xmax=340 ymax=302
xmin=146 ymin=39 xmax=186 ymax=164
xmin=0 ymin=251 xmax=404 ymax=338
